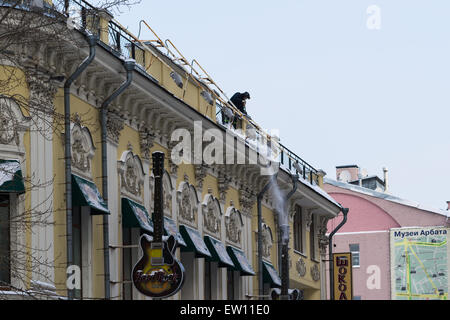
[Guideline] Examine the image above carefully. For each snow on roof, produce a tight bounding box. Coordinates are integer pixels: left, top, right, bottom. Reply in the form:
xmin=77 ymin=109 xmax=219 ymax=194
xmin=324 ymin=178 xmax=449 ymax=217
xmin=278 ymin=169 xmax=342 ymax=209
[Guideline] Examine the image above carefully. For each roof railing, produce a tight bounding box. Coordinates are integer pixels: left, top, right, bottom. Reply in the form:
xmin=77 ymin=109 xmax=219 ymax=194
xmin=1 ymin=0 xmax=321 ymax=181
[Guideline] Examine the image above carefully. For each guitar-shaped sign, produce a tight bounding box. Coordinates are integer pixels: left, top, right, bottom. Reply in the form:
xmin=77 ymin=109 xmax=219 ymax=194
xmin=132 ymin=151 xmax=185 ymax=298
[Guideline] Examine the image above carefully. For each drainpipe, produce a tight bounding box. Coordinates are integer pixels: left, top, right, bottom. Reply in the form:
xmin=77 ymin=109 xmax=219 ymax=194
xmin=328 ymin=207 xmax=349 ymax=300
xmin=257 ymin=174 xmax=277 ymax=297
xmin=280 ymin=174 xmax=298 ymax=300
xmin=64 ymin=34 xmax=97 ymax=300
xmin=101 ymin=58 xmax=135 ymax=299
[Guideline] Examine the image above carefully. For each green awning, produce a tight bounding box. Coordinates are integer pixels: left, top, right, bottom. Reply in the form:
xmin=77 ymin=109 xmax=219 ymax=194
xmin=164 ymin=217 xmax=186 ymax=247
xmin=204 ymin=236 xmax=235 ymax=269
xmin=0 ymin=160 xmax=25 ymax=194
xmin=226 ymin=246 xmax=255 ymax=276
xmin=263 ymin=261 xmax=282 ymax=288
xmin=122 ymin=198 xmax=153 ymax=233
xmin=72 ymin=174 xmax=109 ymax=215
xmin=179 ymin=224 xmax=211 ymax=258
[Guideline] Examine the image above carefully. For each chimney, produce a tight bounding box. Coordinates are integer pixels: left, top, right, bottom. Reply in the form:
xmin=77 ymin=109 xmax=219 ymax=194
xmin=383 ymin=167 xmax=389 ymax=193
xmin=336 ymin=165 xmax=359 ymax=182
xmin=447 ymin=201 xmax=450 ymax=211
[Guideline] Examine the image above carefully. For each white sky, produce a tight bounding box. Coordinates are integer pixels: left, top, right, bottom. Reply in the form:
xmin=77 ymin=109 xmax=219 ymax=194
xmin=112 ymin=0 xmax=450 ymax=210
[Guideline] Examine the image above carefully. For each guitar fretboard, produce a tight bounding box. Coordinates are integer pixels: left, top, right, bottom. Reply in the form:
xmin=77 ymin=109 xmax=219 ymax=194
xmin=152 ymin=152 xmax=165 ymax=243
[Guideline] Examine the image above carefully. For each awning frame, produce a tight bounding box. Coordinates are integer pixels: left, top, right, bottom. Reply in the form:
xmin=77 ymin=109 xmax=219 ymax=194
xmin=121 ymin=197 xmax=153 ymax=233
xmin=179 ymin=224 xmax=211 ymax=258
xmin=72 ymin=174 xmax=109 ymax=215
xmin=0 ymin=160 xmax=25 ymax=194
xmin=204 ymin=235 xmax=235 ymax=269
xmin=226 ymin=245 xmax=255 ymax=276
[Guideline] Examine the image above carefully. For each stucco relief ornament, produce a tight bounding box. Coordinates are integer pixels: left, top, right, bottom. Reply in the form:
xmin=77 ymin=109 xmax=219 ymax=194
xmin=0 ymin=99 xmax=19 ymax=145
xmin=311 ymin=264 xmax=320 ymax=281
xmin=139 ymin=125 xmax=155 ymax=160
xmin=203 ymin=191 xmax=221 ymax=235
xmin=318 ymin=216 xmax=329 ymax=255
xmin=179 ymin=184 xmax=193 ymax=221
xmin=296 ymin=257 xmax=306 ymax=277
xmin=194 ymin=164 xmax=207 ymax=191
xmin=163 ymin=181 xmax=173 ymax=217
xmin=106 ymin=110 xmax=125 ymax=144
xmin=177 ymin=175 xmax=198 ymax=226
xmin=71 ymin=114 xmax=95 ymax=176
xmin=225 ymin=202 xmax=242 ymax=245
xmin=261 ymin=224 xmax=273 ymax=259
xmin=118 ymin=144 xmax=144 ymax=199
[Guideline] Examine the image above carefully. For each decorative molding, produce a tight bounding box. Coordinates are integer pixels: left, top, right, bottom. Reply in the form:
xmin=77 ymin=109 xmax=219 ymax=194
xmin=296 ymin=257 xmax=306 ymax=277
xmin=149 ymin=170 xmax=174 ymax=217
xmin=201 ymin=191 xmax=222 ymax=237
xmin=311 ymin=264 xmax=320 ymax=281
xmin=239 ymin=184 xmax=256 ymax=216
xmin=0 ymin=97 xmax=29 ymax=147
xmin=70 ymin=113 xmax=95 ymax=179
xmin=106 ymin=110 xmax=124 ymax=144
xmin=318 ymin=216 xmax=330 ymax=256
xmin=218 ymin=167 xmax=232 ymax=203
xmin=162 ymin=170 xmax=173 ymax=217
xmin=261 ymin=222 xmax=273 ymax=260
xmin=117 ymin=144 xmax=145 ymax=202
xmin=176 ymin=175 xmax=199 ymax=228
xmin=25 ymin=68 xmax=59 ymax=117
xmin=305 ymin=207 xmax=319 ymax=231
xmin=167 ymin=140 xmax=179 ymax=177
xmin=224 ymin=201 xmax=243 ymax=247
xmin=138 ymin=124 xmax=155 ymax=161
xmin=194 ymin=164 xmax=207 ymax=191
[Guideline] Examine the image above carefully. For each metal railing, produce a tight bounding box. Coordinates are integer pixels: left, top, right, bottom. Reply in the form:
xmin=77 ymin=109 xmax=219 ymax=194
xmin=0 ymin=0 xmax=321 ymax=184
xmin=108 ymin=20 xmax=145 ymax=67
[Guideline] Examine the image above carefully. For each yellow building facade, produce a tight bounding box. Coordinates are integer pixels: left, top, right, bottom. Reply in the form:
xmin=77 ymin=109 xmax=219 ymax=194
xmin=0 ymin=0 xmax=342 ymax=300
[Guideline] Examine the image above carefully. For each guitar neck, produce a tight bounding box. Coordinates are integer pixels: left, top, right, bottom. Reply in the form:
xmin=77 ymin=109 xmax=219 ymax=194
xmin=152 ymin=152 xmax=165 ymax=243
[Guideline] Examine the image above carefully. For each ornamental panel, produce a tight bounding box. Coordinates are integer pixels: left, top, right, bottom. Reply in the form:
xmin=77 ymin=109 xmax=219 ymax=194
xmin=176 ymin=175 xmax=199 ymax=228
xmin=201 ymin=191 xmax=222 ymax=238
xmin=224 ymin=203 xmax=243 ymax=248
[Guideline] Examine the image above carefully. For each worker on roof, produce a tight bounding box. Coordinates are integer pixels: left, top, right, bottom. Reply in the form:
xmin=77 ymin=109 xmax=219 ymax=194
xmin=230 ymin=91 xmax=250 ymax=115
xmin=222 ymin=91 xmax=251 ymax=129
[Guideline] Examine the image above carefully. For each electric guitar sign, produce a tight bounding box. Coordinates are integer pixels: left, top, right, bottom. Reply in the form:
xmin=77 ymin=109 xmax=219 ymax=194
xmin=132 ymin=152 xmax=185 ymax=298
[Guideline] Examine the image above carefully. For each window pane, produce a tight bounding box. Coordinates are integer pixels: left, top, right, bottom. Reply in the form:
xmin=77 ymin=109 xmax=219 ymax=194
xmin=0 ymin=195 xmax=10 ymax=286
xmin=349 ymin=244 xmax=360 ymax=267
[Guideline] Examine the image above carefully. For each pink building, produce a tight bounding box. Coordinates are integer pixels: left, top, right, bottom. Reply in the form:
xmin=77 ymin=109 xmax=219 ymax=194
xmin=323 ymin=165 xmax=449 ymax=300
